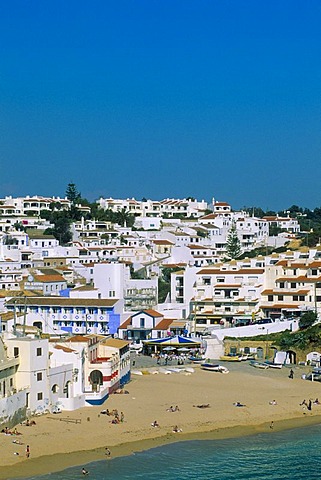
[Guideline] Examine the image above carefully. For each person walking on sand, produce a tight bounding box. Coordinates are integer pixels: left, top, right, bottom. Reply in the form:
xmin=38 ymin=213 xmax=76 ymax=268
xmin=26 ymin=445 xmax=30 ymax=458
xmin=289 ymin=369 xmax=294 ymax=379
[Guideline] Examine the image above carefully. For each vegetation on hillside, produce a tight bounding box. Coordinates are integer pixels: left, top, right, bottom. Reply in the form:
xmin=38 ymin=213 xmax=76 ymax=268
xmin=41 ymin=183 xmax=136 ymax=244
xmin=226 ymin=312 xmax=320 ymax=352
xmin=243 ymin=204 xmax=321 ymax=247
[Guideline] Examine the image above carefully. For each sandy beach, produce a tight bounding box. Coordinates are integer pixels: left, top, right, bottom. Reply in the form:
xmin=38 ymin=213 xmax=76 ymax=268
xmin=1 ymin=363 xmax=321 ymax=479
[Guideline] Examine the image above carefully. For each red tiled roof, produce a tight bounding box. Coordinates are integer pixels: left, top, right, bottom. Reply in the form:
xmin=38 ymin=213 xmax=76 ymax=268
xmin=53 ymin=345 xmax=76 ymax=353
xmin=33 ymin=275 xmax=65 ymax=283
xmin=119 ymin=317 xmax=132 ymax=329
xmin=154 ymin=319 xmax=173 ymax=330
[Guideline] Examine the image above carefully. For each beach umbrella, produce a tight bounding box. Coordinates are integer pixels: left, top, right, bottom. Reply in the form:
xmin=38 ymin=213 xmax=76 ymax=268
xmin=163 ymin=346 xmax=176 ymax=351
xmin=177 ymin=347 xmax=190 ymax=352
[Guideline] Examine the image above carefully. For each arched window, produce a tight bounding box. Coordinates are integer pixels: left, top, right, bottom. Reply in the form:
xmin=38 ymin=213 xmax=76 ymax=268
xmin=90 ymin=370 xmax=103 ymax=386
xmin=51 ymin=384 xmax=59 ymax=394
xmin=256 ymin=347 xmax=264 ymax=359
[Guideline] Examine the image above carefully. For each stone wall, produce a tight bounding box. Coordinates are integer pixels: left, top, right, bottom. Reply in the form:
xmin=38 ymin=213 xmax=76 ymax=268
xmin=0 ymin=389 xmax=28 ymax=428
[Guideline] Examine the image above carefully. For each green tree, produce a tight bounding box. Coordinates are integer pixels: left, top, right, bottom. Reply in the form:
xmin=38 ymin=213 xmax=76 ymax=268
xmin=225 ymin=221 xmax=242 ymax=259
xmin=13 ymin=222 xmax=26 ymax=232
xmin=299 ymin=311 xmax=318 ymax=330
xmin=65 ymin=182 xmax=81 ymax=205
xmin=115 ymin=208 xmax=135 ymax=227
xmin=242 ymin=206 xmax=265 ymax=218
xmin=44 ymin=210 xmax=72 ymax=245
xmin=158 ymin=278 xmax=170 ymax=303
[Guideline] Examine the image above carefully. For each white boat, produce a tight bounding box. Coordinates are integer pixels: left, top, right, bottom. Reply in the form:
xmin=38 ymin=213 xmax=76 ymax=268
xmin=159 ymin=368 xmax=172 ymax=374
xmin=188 ymin=356 xmax=205 ymax=363
xmin=201 ymin=363 xmax=229 ymax=374
xmin=184 ymin=367 xmax=195 ymax=373
xmin=264 ymin=361 xmax=282 ymax=369
xmin=249 ymin=360 xmax=269 ymax=370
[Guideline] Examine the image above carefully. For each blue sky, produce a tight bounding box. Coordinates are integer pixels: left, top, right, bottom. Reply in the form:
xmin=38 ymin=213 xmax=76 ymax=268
xmin=1 ymin=0 xmax=321 ymax=211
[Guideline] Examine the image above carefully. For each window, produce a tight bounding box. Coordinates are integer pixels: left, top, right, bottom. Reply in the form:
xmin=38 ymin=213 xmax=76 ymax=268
xmin=217 ymin=278 xmax=225 ymax=283
xmin=293 ymin=296 xmax=298 ymax=301
xmin=291 ymin=283 xmax=296 ymax=288
xmin=268 ymin=295 xmax=273 ymax=302
xmin=311 ymin=269 xmax=318 ymax=276
xmin=37 ymin=348 xmax=42 ymax=356
xmin=140 ymin=318 xmax=145 ymax=328
xmin=278 ymin=295 xmax=284 ymax=301
xmin=279 ymin=282 xmax=285 ymax=288
xmin=37 ymin=372 xmax=43 ymax=381
xmin=299 ymin=296 xmax=305 ymax=301
xmin=37 ymin=392 xmax=43 ymax=401
xmin=14 ymin=347 xmax=19 ymax=357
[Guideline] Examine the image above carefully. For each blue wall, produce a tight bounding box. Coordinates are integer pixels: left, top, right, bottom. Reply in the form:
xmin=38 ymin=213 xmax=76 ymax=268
xmin=109 ymin=314 xmax=120 ymax=335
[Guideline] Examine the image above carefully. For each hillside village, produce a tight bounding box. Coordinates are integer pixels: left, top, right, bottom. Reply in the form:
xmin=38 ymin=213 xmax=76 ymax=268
xmin=1 ymin=190 xmax=320 ymax=427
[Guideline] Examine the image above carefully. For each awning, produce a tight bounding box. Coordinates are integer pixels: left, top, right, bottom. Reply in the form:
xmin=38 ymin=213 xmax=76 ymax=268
xmin=143 ymin=335 xmax=201 ymax=346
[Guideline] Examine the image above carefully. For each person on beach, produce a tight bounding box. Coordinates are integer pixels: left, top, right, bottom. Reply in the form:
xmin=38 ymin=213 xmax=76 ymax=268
xmin=26 ymin=445 xmax=30 ymax=458
xmin=307 ymin=400 xmax=312 ymax=411
xmin=105 ymin=447 xmax=111 ymax=456
xmin=270 ymin=421 xmax=274 ymax=429
xmin=151 ymin=420 xmax=159 ymax=427
xmin=269 ymin=400 xmax=277 ymax=405
xmin=82 ymin=467 xmax=89 ymax=475
xmin=12 ymin=439 xmax=23 ymax=445
xmin=233 ymin=402 xmax=246 ymax=407
xmin=172 ymin=425 xmax=182 ymax=433
xmin=120 ymin=411 xmax=125 ymax=422
xmin=289 ymin=369 xmax=294 ymax=379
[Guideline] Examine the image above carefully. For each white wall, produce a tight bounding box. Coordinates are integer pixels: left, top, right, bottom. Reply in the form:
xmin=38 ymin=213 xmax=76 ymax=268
xmin=6 ymin=338 xmax=50 ymax=415
xmin=93 ymin=263 xmax=128 ymax=299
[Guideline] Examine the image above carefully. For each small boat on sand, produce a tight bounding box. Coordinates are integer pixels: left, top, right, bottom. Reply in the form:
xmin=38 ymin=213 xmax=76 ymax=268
xmin=159 ymin=368 xmax=172 ymax=374
xmin=249 ymin=360 xmax=269 ymax=369
xmin=188 ymin=356 xmax=205 ymax=364
xmin=264 ymin=361 xmax=283 ymax=369
xmin=220 ymin=355 xmax=241 ymax=362
xmin=184 ymin=367 xmax=195 ymax=373
xmin=201 ymin=363 xmax=229 ymax=374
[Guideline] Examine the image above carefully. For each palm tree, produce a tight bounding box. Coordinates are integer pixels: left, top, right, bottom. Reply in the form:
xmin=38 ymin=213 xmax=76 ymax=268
xmin=116 ymin=208 xmax=134 ymax=228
